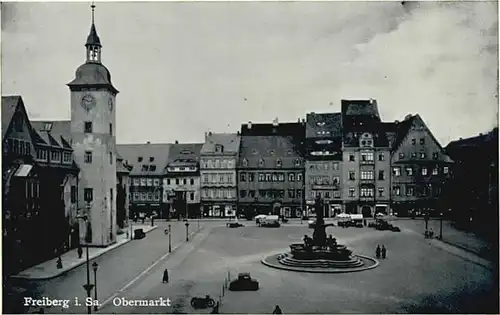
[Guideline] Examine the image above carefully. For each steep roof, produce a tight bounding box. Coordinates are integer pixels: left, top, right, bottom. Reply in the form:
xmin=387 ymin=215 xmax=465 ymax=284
xmin=390 ymin=116 xmax=415 ymax=150
xmin=167 ymin=143 xmax=203 ymax=166
xmin=241 ymin=122 xmax=305 ymax=137
xmin=201 ymin=133 xmax=241 ymax=155
xmin=30 ymin=120 xmax=72 ymax=149
xmin=305 ymin=112 xmax=342 ymax=138
xmin=341 ymin=99 xmax=380 ymax=118
xmin=2 ymin=96 xmax=21 ymax=139
xmin=117 ymin=143 xmax=171 ymax=176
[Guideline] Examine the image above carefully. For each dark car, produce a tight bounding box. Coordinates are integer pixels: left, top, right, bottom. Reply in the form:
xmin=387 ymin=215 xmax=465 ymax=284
xmin=226 ymin=222 xmax=244 ymax=228
xmin=390 ymin=226 xmax=401 ymax=232
xmin=229 ymin=273 xmax=259 ymax=291
xmin=134 ymin=228 xmax=146 ymax=239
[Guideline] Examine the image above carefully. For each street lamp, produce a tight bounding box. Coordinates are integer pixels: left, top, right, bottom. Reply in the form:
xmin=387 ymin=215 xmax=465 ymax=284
xmin=92 ymin=262 xmax=98 ymax=311
xmin=439 ymin=212 xmax=443 ymax=240
xmin=77 ymin=215 xmax=94 ymax=314
xmin=185 ymin=222 xmax=190 ymax=242
xmin=168 ymin=224 xmax=172 ymax=253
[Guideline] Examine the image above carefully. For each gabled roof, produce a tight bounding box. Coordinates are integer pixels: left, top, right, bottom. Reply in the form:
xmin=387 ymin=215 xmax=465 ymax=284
xmin=240 ymin=122 xmax=305 ymax=137
xmin=238 ymin=135 xmax=304 ymax=168
xmin=341 ymin=99 xmax=380 ymax=118
xmin=201 ymin=133 xmax=241 ymax=155
xmin=30 ymin=120 xmax=72 ymax=149
xmin=117 ymin=143 xmax=171 ymax=176
xmin=305 ymin=112 xmax=342 ymax=138
xmin=167 ymin=143 xmax=203 ymax=166
xmin=2 ymin=95 xmax=21 ymax=139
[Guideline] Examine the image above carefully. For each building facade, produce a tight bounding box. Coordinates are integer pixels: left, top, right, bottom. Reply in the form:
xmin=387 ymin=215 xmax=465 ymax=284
xmin=117 ymin=143 xmax=171 ymax=219
xmin=390 ymin=114 xmax=454 ymax=216
xmin=341 ymin=99 xmax=392 ymax=216
xmin=116 ymin=155 xmax=131 ymax=228
xmin=304 ymin=113 xmax=343 ymax=217
xmin=200 ymin=132 xmax=240 ymax=217
xmin=67 ymin=16 xmax=119 ymax=246
xmin=163 ymin=142 xmax=203 ymax=219
xmin=237 ymin=120 xmax=305 ymax=218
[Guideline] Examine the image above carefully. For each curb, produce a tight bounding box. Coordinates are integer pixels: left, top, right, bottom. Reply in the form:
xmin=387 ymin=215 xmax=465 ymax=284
xmin=261 ymin=254 xmax=379 ymax=273
xmin=438 ymin=238 xmax=491 ymax=260
xmin=11 ymin=226 xmax=159 ymax=281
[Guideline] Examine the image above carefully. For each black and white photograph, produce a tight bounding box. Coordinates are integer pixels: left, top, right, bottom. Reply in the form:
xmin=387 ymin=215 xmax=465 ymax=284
xmin=1 ymin=0 xmax=499 ymax=314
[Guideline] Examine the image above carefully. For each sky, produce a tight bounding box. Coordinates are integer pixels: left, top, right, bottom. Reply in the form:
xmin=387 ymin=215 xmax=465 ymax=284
xmin=1 ymin=1 xmax=498 ymax=146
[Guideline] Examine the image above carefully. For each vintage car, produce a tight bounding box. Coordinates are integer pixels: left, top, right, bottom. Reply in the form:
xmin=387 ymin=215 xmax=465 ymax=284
xmin=226 ymin=222 xmax=244 ymax=228
xmin=308 ymin=219 xmax=316 ymax=228
xmin=133 ymin=228 xmax=146 ymax=240
xmin=229 ymin=273 xmax=259 ymax=291
xmin=255 ymin=215 xmax=267 ymax=224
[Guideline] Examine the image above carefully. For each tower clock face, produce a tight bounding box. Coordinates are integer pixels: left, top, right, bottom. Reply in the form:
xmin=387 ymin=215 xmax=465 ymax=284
xmin=108 ymin=97 xmax=113 ymax=111
xmin=81 ymin=94 xmax=96 ymax=112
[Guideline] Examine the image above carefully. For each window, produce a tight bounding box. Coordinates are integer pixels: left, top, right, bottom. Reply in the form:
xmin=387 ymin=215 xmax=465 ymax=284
xmin=146 ymin=178 xmax=152 ymax=186
xmin=183 ymin=178 xmax=187 ymax=185
xmin=432 ymin=152 xmax=439 ymax=160
xmin=133 ymin=192 xmax=140 ymax=201
xmin=133 ymin=178 xmax=140 ymax=186
xmin=443 ymin=166 xmax=449 ymax=174
xmin=411 ymin=138 xmax=416 ymax=145
xmin=378 ymin=153 xmax=385 ymax=161
xmin=411 ymin=152 xmax=417 ymax=159
xmin=84 ymin=151 xmax=92 ymax=164
xmin=84 ymin=188 xmax=93 ymax=202
xmin=360 ymin=188 xmax=374 ymax=197
xmin=190 ymin=192 xmax=194 ymax=201
xmin=406 ymin=167 xmax=413 ymax=176
xmin=392 ymin=186 xmax=401 ymax=196
xmin=109 ymin=152 xmax=113 ymax=164
xmin=360 ymin=171 xmax=374 ymax=180
xmin=333 ymin=162 xmax=339 ymax=170
xmin=240 ymin=190 xmax=247 ymax=198
xmin=325 ymin=191 xmax=331 ymax=199
xmin=142 ymin=165 xmax=148 ymax=172
xmin=84 ymin=122 xmax=93 ymax=133
xmin=406 ymin=186 xmax=414 ymax=196
xmin=202 ymin=174 xmax=208 ymax=184
xmin=242 ymin=159 xmax=248 ymax=167
xmin=175 ymin=178 xmax=179 ymax=185
xmin=272 ymin=173 xmax=278 ymax=182
xmin=399 ymin=152 xmax=404 ymax=159
xmin=140 ymin=178 xmax=147 ymax=186
xmin=259 ymin=159 xmax=264 ymax=167
xmin=288 ymin=189 xmax=295 ymax=198
xmin=332 ymin=176 xmax=340 ymax=185
xmin=215 ymin=159 xmax=220 ymax=168
xmin=421 ymin=167 xmax=428 ymax=176
xmin=349 ymin=154 xmax=355 ymax=162
xmin=378 ymin=170 xmax=385 ymax=180
xmin=420 ymin=138 xmax=425 ymax=145
xmin=190 ymin=178 xmax=194 ymax=185
xmin=247 ymin=173 xmax=254 ymax=182
xmin=138 ymin=156 xmax=143 ymax=162
xmin=240 ymin=173 xmax=247 ymax=182
xmin=392 ymin=167 xmax=401 ymax=176
xmin=297 ymin=173 xmax=303 ymax=182
xmin=141 ymin=192 xmax=147 ymax=201
xmin=71 ymin=186 xmax=77 ymax=203
xmin=349 ymin=171 xmax=356 ymax=181
xmin=295 ymin=159 xmax=301 ymax=167
xmin=264 ymin=173 xmax=271 ymax=182
xmin=51 ymin=150 xmax=61 ymax=162
xmin=258 ymin=173 xmax=265 ymax=181
xmin=420 ymin=152 xmax=426 ymax=159
xmin=36 ymin=149 xmax=47 ymax=160
xmin=63 ymin=152 xmax=72 ymax=163
xmin=432 ymin=168 xmax=438 ymax=175
xmin=361 ymin=152 xmax=374 ymax=162
xmin=333 ymin=191 xmax=341 ymax=198
xmin=348 ymin=188 xmax=356 ymax=197
xmin=219 ymin=174 xmax=224 ymax=183
xmin=215 ymin=145 xmax=224 ymax=153
xmin=110 ymin=123 xmax=113 ymax=136
xmin=297 ymin=190 xmax=302 ymax=198
xmin=278 ymin=173 xmax=284 ymax=182
xmin=153 ymin=179 xmax=160 ymax=186
xmin=149 ymin=165 xmax=156 ymax=171
xmin=154 ymin=192 xmax=160 ymax=201
xmin=276 ymin=159 xmax=282 ymax=167
xmin=378 ymin=188 xmax=384 ymax=197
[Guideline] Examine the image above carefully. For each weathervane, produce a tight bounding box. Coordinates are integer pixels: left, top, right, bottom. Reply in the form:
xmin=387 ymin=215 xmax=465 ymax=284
xmin=91 ymin=1 xmax=95 ymax=24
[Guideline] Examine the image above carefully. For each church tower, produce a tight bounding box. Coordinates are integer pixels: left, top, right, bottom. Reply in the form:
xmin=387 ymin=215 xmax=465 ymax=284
xmin=68 ymin=3 xmax=118 ymax=246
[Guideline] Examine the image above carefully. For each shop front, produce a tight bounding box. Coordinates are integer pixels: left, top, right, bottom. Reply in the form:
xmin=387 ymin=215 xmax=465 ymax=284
xmin=202 ymin=203 xmax=237 ymax=218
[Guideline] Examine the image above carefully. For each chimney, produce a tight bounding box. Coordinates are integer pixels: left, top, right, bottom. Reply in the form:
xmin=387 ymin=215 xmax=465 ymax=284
xmin=175 ymin=140 xmax=179 ymax=144
xmin=272 ymin=117 xmax=279 ymax=127
xmin=298 ymin=118 xmax=300 ymax=123
xmin=247 ymin=121 xmax=252 ymax=129
xmin=405 ymin=114 xmax=412 ymax=121
xmin=146 ymin=141 xmax=151 ymax=144
xmin=369 ymin=98 xmax=373 ymax=104
xmin=205 ymin=132 xmax=208 ymax=141
xmin=208 ymin=131 xmax=212 ymax=136
xmin=301 ymin=119 xmax=305 ymax=124
xmin=237 ymin=131 xmax=241 ymax=135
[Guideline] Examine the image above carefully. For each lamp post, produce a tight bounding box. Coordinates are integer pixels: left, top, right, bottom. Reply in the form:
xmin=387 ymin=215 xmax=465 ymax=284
xmin=77 ymin=215 xmax=94 ymax=314
xmin=439 ymin=212 xmax=443 ymax=240
xmin=92 ymin=262 xmax=98 ymax=311
xmin=185 ymin=222 xmax=190 ymax=242
xmin=168 ymin=224 xmax=172 ymax=253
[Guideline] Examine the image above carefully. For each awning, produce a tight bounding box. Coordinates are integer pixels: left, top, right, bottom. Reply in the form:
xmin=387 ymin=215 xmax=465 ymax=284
xmin=14 ymin=164 xmax=33 ymax=177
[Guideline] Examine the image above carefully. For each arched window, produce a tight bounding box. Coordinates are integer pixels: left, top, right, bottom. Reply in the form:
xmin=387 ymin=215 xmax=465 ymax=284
xmin=259 ymin=159 xmax=265 ymax=167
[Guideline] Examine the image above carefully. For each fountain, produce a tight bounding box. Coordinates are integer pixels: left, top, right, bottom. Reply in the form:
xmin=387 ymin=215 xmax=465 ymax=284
xmin=262 ymin=196 xmax=379 ymax=273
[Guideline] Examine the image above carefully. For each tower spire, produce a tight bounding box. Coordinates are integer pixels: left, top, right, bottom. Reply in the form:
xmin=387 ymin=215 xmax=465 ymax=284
xmin=91 ymin=1 xmax=95 ymax=24
xmin=85 ymin=1 xmax=101 ymax=63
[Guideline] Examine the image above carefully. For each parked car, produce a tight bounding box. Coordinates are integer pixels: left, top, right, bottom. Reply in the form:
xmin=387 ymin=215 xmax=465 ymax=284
xmin=133 ymin=228 xmax=146 ymax=240
xmin=308 ymin=219 xmax=316 ymax=228
xmin=260 ymin=215 xmax=281 ymax=227
xmin=390 ymin=226 xmax=401 ymax=232
xmin=229 ymin=273 xmax=259 ymax=291
xmin=226 ymin=222 xmax=244 ymax=228
xmin=255 ymin=215 xmax=267 ymax=224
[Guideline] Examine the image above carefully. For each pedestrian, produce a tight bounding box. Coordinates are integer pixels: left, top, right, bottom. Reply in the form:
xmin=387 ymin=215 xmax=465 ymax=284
xmin=381 ymin=245 xmax=387 ymax=259
xmin=77 ymin=246 xmax=83 ymax=259
xmin=429 ymin=229 xmax=434 ymax=238
xmin=151 ymin=215 xmax=155 ymax=226
xmin=376 ymin=245 xmax=381 ymax=259
xmin=162 ymin=268 xmax=169 ymax=283
xmin=273 ymin=305 xmax=283 ymax=314
xmin=56 ymin=257 xmax=63 ymax=269
xmin=424 ymin=230 xmax=428 ymax=239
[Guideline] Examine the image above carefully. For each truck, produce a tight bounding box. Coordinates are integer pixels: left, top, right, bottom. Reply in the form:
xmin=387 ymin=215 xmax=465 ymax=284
xmin=259 ymin=215 xmax=280 ymax=227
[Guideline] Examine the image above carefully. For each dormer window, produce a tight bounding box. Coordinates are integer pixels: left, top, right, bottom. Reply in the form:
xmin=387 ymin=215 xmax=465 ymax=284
xmin=142 ymin=165 xmax=148 ymax=172
xmin=258 ymin=159 xmax=265 ymax=167
xmin=276 ymin=159 xmax=282 ymax=167
xmin=138 ymin=156 xmax=143 ymax=162
xmin=252 ymin=149 xmax=258 ymax=155
xmin=42 ymin=123 xmax=53 ymax=132
xmin=215 ymin=144 xmax=224 ymax=153
xmin=316 ymin=122 xmax=325 ymax=126
xmin=149 ymin=165 xmax=156 ymax=171
xmin=287 ymin=150 xmax=293 ymax=155
xmin=149 ymin=157 xmax=154 ymax=162
xmin=269 ymin=150 xmax=275 ymax=155
xmin=294 ymin=159 xmax=301 ymax=167
xmin=242 ymin=159 xmax=248 ymax=167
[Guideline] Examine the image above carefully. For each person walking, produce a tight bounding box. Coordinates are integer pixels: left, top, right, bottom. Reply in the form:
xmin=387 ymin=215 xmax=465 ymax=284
xmin=77 ymin=246 xmax=83 ymax=259
xmin=381 ymin=245 xmax=387 ymax=259
xmin=162 ymin=268 xmax=169 ymax=283
xmin=273 ymin=305 xmax=283 ymax=314
xmin=376 ymin=245 xmax=381 ymax=259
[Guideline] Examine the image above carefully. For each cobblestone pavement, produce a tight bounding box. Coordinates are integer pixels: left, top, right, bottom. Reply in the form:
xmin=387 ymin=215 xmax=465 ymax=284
xmin=5 ymin=221 xmax=216 ymax=314
xmin=98 ymin=224 xmax=498 ymax=314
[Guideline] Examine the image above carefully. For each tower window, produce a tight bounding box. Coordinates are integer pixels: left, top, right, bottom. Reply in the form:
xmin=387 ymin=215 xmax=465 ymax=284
xmin=110 ymin=123 xmax=113 ymax=136
xmin=138 ymin=156 xmax=143 ymax=162
xmin=84 ymin=122 xmax=93 ymax=133
xmin=84 ymin=188 xmax=93 ymax=202
xmin=149 ymin=157 xmax=154 ymax=162
xmin=84 ymin=151 xmax=93 ymax=164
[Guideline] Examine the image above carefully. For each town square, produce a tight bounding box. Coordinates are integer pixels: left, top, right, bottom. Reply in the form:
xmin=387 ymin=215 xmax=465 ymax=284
xmin=2 ymin=1 xmax=498 ymax=314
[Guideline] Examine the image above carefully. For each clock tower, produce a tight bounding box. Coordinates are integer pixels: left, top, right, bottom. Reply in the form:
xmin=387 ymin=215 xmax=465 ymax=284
xmin=68 ymin=3 xmax=119 ymax=246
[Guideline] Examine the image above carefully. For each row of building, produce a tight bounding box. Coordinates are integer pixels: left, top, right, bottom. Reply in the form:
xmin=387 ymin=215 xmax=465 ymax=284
xmin=116 ymin=99 xmax=456 ymax=221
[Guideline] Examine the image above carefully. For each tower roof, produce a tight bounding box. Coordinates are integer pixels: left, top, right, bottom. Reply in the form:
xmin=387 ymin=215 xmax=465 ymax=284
xmin=85 ymin=23 xmax=101 ymax=47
